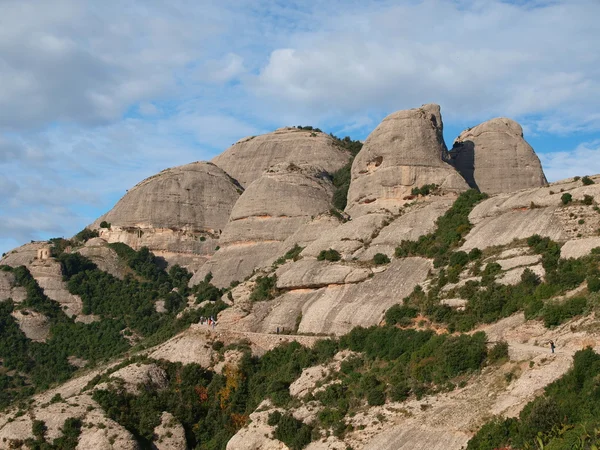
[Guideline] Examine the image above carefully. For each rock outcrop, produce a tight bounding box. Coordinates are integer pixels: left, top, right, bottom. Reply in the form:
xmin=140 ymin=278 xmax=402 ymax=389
xmin=212 ymin=127 xmax=351 ymax=188
xmin=450 ymin=118 xmax=547 ymax=194
xmin=0 ymin=271 xmax=27 ymax=303
xmin=461 ymin=175 xmax=600 ymax=250
xmin=346 ymin=104 xmax=468 ymax=216
xmin=94 ymin=162 xmax=242 ymax=271
xmin=192 ymin=163 xmax=335 ymax=287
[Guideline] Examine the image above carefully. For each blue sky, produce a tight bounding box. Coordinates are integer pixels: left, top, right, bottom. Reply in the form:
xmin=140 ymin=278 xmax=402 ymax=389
xmin=1 ymin=0 xmax=600 ymax=256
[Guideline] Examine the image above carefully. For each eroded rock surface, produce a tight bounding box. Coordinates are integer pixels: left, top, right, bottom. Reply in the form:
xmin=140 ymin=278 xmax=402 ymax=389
xmin=346 ymin=104 xmax=468 ymax=216
xmin=94 ymin=162 xmax=242 ymax=271
xmin=153 ymin=412 xmax=187 ymax=450
xmin=0 ymin=271 xmax=27 ymax=303
xmin=192 ymin=163 xmax=335 ymax=287
xmin=212 ymin=127 xmax=351 ymax=188
xmin=450 ymin=118 xmax=547 ymax=194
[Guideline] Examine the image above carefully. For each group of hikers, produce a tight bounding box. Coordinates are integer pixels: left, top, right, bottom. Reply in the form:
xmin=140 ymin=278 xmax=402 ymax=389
xmin=199 ymin=316 xmax=217 ymax=329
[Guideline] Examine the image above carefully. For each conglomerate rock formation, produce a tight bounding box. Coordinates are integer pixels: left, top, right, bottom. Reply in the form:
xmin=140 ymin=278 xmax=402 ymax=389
xmin=93 ymin=161 xmax=242 ymax=271
xmin=191 ymin=163 xmax=336 ymax=287
xmin=346 ymin=104 xmax=469 ymax=217
xmin=450 ymin=117 xmax=548 ymax=194
xmin=212 ymin=127 xmax=351 ymax=187
xmin=8 ymin=102 xmax=594 ymax=450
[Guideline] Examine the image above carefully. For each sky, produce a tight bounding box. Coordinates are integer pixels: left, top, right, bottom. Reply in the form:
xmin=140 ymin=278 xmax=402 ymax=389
xmin=1 ymin=0 xmax=600 ymax=256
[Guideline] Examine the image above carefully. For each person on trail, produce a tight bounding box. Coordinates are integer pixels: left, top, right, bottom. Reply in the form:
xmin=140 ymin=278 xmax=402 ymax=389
xmin=550 ymin=340 xmax=556 ymax=353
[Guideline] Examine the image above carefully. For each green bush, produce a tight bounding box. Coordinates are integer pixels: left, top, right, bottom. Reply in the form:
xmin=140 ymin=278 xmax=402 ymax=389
xmin=395 ymin=190 xmax=488 ymax=264
xmin=373 ymin=253 xmax=391 ymax=265
xmin=587 ymin=275 xmax=600 ymax=292
xmin=582 ymin=176 xmax=595 ymax=185
xmin=99 ymin=221 xmax=111 ymax=229
xmin=583 ymin=194 xmax=594 ymax=205
xmin=385 ymin=305 xmax=418 ymax=325
xmin=543 ymin=297 xmax=587 ymax=327
xmin=250 ymin=275 xmax=280 ymax=302
xmin=411 ymin=184 xmax=438 ymax=196
xmin=561 ymin=193 xmax=573 ymax=204
xmin=74 ymin=228 xmax=99 ymax=242
xmin=468 ymin=248 xmax=482 ymax=260
xmin=274 ymin=414 xmax=313 ymax=450
xmin=317 ymin=249 xmax=341 ymax=262
xmin=487 ymin=341 xmax=509 ymax=363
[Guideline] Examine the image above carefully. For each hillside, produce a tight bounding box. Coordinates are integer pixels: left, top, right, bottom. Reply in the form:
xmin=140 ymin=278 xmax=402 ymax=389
xmin=1 ymin=104 xmax=600 ymax=449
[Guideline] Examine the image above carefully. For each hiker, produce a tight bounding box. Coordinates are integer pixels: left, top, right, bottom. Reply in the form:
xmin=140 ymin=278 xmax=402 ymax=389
xmin=276 ymin=327 xmax=279 ymax=334
xmin=550 ymin=340 xmax=556 ymax=353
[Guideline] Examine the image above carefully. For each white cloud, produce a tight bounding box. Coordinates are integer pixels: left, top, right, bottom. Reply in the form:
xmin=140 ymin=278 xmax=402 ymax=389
xmin=540 ymin=141 xmax=600 ymax=182
xmin=250 ymin=0 xmax=600 ymax=128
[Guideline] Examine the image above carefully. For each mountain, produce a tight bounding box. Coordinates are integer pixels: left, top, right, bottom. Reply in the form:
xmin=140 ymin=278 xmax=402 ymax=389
xmin=1 ymin=105 xmax=599 ymax=450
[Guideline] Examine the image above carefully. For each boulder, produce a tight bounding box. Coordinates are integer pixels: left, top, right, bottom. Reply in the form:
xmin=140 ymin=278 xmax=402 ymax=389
xmin=212 ymin=127 xmax=351 ymax=187
xmin=192 ymin=163 xmax=335 ymax=287
xmin=450 ymin=118 xmax=547 ymax=194
xmin=346 ymin=104 xmax=468 ymax=216
xmin=560 ymin=237 xmax=600 ymax=259
xmin=302 ymin=214 xmax=391 ymax=259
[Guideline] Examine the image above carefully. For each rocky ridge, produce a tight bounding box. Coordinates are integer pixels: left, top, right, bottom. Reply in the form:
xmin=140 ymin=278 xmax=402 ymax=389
xmin=3 ymin=103 xmax=600 ymax=450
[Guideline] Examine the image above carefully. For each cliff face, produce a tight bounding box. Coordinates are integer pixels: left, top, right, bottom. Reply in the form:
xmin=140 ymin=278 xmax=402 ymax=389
xmin=93 ymin=161 xmax=242 ymax=271
xmin=191 ymin=163 xmax=336 ymax=287
xmin=346 ymin=104 xmax=469 ymax=217
xmin=212 ymin=127 xmax=351 ymax=187
xmin=450 ymin=118 xmax=547 ymax=195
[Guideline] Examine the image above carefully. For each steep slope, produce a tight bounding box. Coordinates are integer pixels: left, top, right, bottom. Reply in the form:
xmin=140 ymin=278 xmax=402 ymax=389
xmin=212 ymin=127 xmax=351 ymax=187
xmin=93 ymin=161 xmax=242 ymax=271
xmin=461 ymin=174 xmax=600 ymax=250
xmin=450 ymin=118 xmax=548 ymax=194
xmin=346 ymin=104 xmax=468 ymax=217
xmin=192 ymin=163 xmax=336 ymax=287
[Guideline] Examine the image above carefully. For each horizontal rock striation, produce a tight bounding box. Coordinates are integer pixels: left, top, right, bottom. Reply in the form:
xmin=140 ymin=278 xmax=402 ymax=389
xmin=212 ymin=127 xmax=351 ymax=188
xmin=191 ymin=163 xmax=336 ymax=287
xmin=94 ymin=161 xmax=242 ymax=270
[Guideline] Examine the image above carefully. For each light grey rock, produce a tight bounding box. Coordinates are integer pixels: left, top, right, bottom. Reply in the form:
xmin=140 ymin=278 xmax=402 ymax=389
xmin=355 ymin=198 xmax=454 ymax=260
xmin=346 ymin=104 xmax=468 ymax=217
xmin=75 ymin=238 xmax=126 ymax=279
xmin=497 ymin=265 xmax=545 ymax=286
xmin=302 ymin=214 xmax=391 ymax=259
xmin=560 ymin=237 xmax=600 ymax=259
xmin=275 ymin=259 xmax=371 ymax=290
xmin=497 ymin=255 xmax=541 ymax=271
xmin=450 ymin=118 xmax=547 ymax=194
xmin=0 ymin=271 xmax=27 ymax=303
xmin=192 ymin=163 xmax=335 ymax=287
xmin=11 ymin=309 xmax=50 ymax=342
xmin=212 ymin=127 xmax=351 ymax=188
xmin=153 ymin=412 xmax=187 ymax=450
xmin=96 ymin=161 xmax=241 ymax=233
xmin=93 ymin=162 xmax=242 ymax=270
xmin=233 ymin=257 xmax=431 ymax=336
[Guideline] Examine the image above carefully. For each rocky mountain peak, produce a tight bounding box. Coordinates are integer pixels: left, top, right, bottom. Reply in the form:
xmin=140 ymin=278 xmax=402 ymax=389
xmin=450 ymin=117 xmax=548 ymax=194
xmin=211 ymin=127 xmax=351 ymax=187
xmin=346 ymin=104 xmax=469 ymax=217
